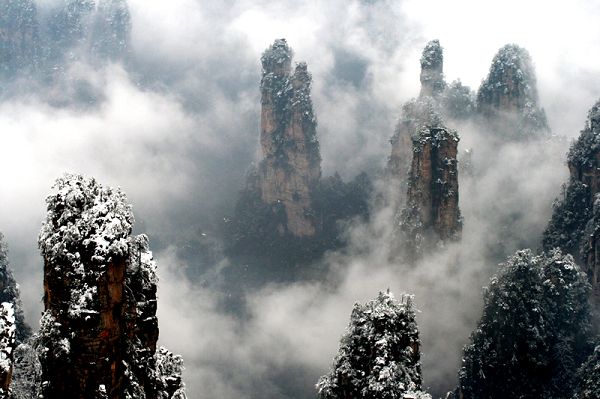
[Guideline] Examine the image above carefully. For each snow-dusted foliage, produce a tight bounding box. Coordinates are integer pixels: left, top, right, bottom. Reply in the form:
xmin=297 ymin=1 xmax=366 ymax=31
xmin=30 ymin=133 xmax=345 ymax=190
xmin=0 ymin=303 xmax=16 ymax=398
xmin=261 ymin=38 xmax=294 ymax=75
xmin=419 ymin=39 xmax=445 ymax=97
xmin=542 ymin=180 xmax=592 ymax=256
xmin=579 ymin=341 xmax=600 ymax=399
xmin=316 ymin=291 xmax=430 ymax=399
xmin=543 ymin=100 xmax=600 ymax=259
xmin=477 ymin=44 xmax=538 ymax=111
xmin=9 ymin=343 xmax=42 ymax=399
xmin=420 ymin=40 xmax=443 ymax=70
xmin=567 ymin=99 xmax=600 ymax=169
xmin=475 ymin=44 xmax=550 ymax=140
xmin=454 ymin=249 xmax=594 ymax=399
xmin=440 ymin=80 xmax=475 ymax=121
xmin=39 ymin=173 xmax=134 ymax=267
xmin=0 ymin=304 xmax=15 ymax=374
xmin=0 ymin=233 xmax=31 ymax=344
xmin=155 ymin=347 xmax=186 ymax=399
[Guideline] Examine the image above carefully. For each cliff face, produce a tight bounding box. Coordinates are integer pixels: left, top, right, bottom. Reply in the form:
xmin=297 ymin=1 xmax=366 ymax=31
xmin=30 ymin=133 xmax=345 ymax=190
xmin=37 ymin=174 xmax=184 ymax=399
xmin=543 ymin=100 xmax=600 ymax=305
xmin=476 ymin=44 xmax=549 ymax=139
xmin=258 ymin=39 xmax=321 ymax=237
xmin=0 ymin=0 xmax=38 ymax=72
xmin=389 ymin=98 xmax=440 ymax=180
xmin=407 ymin=125 xmax=461 ymax=242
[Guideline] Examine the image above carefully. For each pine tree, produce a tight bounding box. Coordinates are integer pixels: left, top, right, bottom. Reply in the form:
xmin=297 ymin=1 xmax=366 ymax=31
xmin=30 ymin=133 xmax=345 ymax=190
xmin=316 ymin=291 xmax=431 ymax=399
xmin=455 ymin=249 xmax=594 ymax=399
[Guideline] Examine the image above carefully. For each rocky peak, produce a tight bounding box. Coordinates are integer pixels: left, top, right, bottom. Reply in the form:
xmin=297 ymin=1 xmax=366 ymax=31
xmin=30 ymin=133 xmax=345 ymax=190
xmin=389 ymin=97 xmax=441 ymax=179
xmin=36 ymin=174 xmax=185 ymax=399
xmin=396 ymin=121 xmax=461 ymax=260
xmin=258 ymin=39 xmax=321 ymax=237
xmin=476 ymin=44 xmax=549 ymax=139
xmin=261 ymin=38 xmax=293 ymax=76
xmin=419 ymin=39 xmax=445 ymax=98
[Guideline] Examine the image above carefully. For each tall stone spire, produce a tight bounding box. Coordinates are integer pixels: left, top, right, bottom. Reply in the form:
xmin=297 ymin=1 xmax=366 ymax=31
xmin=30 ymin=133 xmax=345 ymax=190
xmin=258 ymin=39 xmax=321 ymax=237
xmin=419 ymin=40 xmax=445 ymax=98
xmin=37 ymin=174 xmax=185 ymax=399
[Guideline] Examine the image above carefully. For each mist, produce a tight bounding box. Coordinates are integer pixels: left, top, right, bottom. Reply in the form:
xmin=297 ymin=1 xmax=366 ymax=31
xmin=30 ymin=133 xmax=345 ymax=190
xmin=1 ymin=0 xmax=600 ymax=398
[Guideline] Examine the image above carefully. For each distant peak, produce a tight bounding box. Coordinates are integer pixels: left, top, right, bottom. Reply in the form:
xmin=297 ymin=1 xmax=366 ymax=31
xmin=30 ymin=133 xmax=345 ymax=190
xmin=420 ymin=39 xmax=445 ymax=98
xmin=261 ymin=38 xmax=294 ymax=75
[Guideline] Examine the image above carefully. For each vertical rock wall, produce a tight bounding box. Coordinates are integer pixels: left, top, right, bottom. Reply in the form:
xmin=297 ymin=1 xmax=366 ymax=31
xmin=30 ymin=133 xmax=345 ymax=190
xmin=407 ymin=125 xmax=461 ymax=242
xmin=0 ymin=0 xmax=38 ymax=70
xmin=543 ymin=100 xmax=600 ymax=306
xmin=258 ymin=39 xmax=321 ymax=237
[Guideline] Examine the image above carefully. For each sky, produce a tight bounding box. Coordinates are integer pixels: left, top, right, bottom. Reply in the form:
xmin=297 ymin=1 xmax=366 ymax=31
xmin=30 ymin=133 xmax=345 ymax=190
xmin=2 ymin=0 xmax=600 ymax=398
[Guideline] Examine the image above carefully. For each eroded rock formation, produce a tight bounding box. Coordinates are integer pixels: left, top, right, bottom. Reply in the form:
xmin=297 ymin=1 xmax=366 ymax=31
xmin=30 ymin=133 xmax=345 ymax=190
xmin=476 ymin=44 xmax=549 ymax=139
xmin=391 ymin=41 xmax=461 ymax=258
xmin=419 ymin=39 xmax=444 ymax=98
xmin=543 ymin=100 xmax=600 ymax=306
xmin=258 ymin=39 xmax=321 ymax=237
xmin=407 ymin=125 xmax=461 ymax=241
xmin=389 ymin=98 xmax=441 ymax=180
xmin=37 ymin=174 xmax=185 ymax=399
xmin=390 ymin=40 xmax=448 ymax=182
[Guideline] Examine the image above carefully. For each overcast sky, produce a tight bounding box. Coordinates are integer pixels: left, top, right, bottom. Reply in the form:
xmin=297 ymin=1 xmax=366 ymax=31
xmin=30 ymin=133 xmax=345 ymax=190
xmin=2 ymin=0 xmax=600 ymax=398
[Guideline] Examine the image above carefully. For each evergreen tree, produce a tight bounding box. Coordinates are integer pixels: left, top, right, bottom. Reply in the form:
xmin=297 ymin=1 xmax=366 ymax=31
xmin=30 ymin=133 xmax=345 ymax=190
xmin=316 ymin=291 xmax=430 ymax=399
xmin=455 ymin=249 xmax=594 ymax=399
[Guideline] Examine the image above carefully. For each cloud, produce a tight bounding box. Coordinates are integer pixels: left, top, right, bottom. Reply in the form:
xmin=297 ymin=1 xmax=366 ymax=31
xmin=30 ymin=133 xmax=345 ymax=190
xmin=2 ymin=0 xmax=600 ymax=398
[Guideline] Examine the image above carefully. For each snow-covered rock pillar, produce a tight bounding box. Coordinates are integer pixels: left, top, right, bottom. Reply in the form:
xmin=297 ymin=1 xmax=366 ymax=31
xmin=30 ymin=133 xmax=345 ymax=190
xmin=37 ymin=174 xmax=163 ymax=399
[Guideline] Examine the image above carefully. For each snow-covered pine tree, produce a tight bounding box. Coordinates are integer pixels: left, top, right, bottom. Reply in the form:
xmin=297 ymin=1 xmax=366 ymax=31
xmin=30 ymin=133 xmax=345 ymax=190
xmin=454 ymin=249 xmax=594 ymax=399
xmin=316 ymin=291 xmax=431 ymax=399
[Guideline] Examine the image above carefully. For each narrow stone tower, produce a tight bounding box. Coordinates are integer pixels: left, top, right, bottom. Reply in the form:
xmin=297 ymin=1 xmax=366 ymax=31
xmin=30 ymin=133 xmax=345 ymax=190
xmin=37 ymin=174 xmax=184 ymax=399
xmin=419 ymin=39 xmax=445 ymax=98
xmin=391 ymin=40 xmax=461 ymax=259
xmin=258 ymin=39 xmax=321 ymax=237
xmin=406 ymin=124 xmax=461 ymax=242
